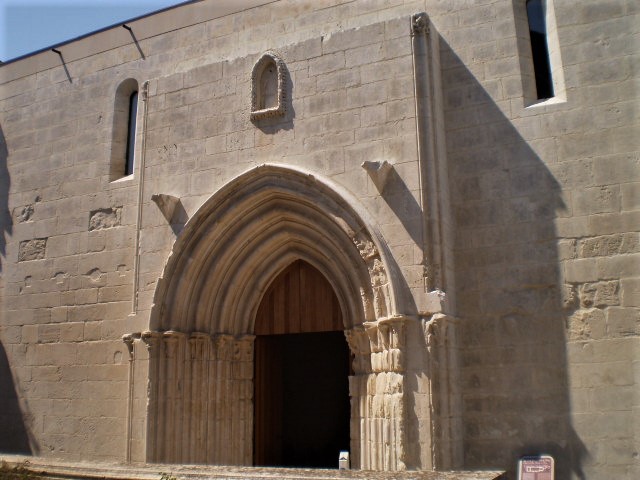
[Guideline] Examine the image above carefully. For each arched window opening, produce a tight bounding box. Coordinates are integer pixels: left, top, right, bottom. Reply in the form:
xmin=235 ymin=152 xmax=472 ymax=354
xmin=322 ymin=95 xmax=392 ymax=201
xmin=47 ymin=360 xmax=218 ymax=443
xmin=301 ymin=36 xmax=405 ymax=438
xmin=526 ymin=0 xmax=554 ymax=99
xmin=125 ymin=90 xmax=138 ymax=177
xmin=110 ymin=78 xmax=139 ymax=181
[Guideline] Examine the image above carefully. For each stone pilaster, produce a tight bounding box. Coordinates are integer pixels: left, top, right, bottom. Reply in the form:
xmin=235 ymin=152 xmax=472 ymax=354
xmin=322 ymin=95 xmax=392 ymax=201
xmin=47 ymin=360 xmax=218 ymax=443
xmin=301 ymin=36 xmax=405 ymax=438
xmin=346 ymin=315 xmax=410 ymax=471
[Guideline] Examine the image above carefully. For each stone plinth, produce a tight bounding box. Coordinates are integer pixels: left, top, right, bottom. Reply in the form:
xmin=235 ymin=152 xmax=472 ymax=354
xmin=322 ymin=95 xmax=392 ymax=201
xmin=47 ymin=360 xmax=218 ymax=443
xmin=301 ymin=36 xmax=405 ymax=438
xmin=0 ymin=455 xmax=505 ymax=480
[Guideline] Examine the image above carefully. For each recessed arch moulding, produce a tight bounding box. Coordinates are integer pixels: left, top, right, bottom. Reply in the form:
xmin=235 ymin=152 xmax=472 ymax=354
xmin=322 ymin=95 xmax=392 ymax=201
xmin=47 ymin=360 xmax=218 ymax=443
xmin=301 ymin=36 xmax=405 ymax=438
xmin=123 ymin=165 xmax=425 ymax=470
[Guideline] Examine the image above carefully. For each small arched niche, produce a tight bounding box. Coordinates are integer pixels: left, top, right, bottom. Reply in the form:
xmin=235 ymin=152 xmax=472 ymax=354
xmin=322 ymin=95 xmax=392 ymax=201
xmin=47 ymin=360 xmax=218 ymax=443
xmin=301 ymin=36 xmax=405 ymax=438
xmin=250 ymin=52 xmax=286 ymax=121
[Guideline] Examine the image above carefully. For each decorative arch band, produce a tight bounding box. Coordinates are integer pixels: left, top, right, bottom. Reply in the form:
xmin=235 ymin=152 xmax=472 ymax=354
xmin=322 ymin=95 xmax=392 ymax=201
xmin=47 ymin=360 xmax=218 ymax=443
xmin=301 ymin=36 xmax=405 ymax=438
xmin=151 ymin=164 xmax=406 ymax=335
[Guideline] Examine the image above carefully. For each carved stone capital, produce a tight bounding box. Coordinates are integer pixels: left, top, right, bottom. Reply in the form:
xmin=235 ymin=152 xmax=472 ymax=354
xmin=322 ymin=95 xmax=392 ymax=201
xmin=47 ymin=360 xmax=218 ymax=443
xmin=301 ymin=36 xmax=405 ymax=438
xmin=140 ymin=330 xmax=163 ymax=355
xmin=215 ymin=334 xmax=235 ymax=361
xmin=163 ymin=330 xmax=186 ymax=358
xmin=379 ymin=315 xmax=410 ymax=349
xmin=188 ymin=332 xmax=211 ymax=360
xmin=423 ymin=313 xmax=459 ymax=350
xmin=122 ymin=333 xmax=138 ymax=358
xmin=142 ymin=80 xmax=150 ymax=101
xmin=345 ymin=326 xmax=371 ymax=355
xmin=233 ymin=335 xmax=255 ymax=362
xmin=411 ymin=12 xmax=429 ymax=36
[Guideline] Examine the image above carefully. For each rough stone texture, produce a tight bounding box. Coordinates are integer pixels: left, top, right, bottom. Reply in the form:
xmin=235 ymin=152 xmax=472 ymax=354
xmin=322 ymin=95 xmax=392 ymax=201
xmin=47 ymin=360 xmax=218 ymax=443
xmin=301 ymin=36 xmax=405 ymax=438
xmin=89 ymin=207 xmax=122 ymax=231
xmin=0 ymin=0 xmax=638 ymax=479
xmin=0 ymin=455 xmax=505 ymax=479
xmin=17 ymin=239 xmax=47 ymax=261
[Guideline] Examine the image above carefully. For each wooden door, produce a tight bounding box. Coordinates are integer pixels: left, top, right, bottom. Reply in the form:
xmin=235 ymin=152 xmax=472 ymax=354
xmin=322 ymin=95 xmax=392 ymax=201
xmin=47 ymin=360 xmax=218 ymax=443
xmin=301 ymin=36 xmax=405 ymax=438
xmin=254 ymin=260 xmax=343 ymax=335
xmin=253 ymin=260 xmax=350 ymax=468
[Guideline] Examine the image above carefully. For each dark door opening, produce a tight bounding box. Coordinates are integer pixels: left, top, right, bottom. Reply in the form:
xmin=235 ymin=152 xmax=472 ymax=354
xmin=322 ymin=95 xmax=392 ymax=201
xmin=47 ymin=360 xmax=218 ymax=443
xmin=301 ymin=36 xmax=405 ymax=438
xmin=254 ymin=331 xmax=350 ymax=468
xmin=253 ymin=260 xmax=351 ymax=468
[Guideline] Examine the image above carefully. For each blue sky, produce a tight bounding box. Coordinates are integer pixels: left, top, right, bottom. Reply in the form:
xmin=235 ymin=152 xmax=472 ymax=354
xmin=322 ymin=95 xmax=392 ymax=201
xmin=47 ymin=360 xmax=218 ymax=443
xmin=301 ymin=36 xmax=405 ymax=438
xmin=0 ymin=0 xmax=183 ymax=62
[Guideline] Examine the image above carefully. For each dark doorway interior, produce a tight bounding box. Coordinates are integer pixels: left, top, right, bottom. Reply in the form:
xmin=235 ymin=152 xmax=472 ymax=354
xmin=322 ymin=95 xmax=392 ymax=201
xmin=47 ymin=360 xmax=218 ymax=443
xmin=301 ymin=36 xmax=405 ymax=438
xmin=254 ymin=331 xmax=350 ymax=468
xmin=253 ymin=260 xmax=350 ymax=468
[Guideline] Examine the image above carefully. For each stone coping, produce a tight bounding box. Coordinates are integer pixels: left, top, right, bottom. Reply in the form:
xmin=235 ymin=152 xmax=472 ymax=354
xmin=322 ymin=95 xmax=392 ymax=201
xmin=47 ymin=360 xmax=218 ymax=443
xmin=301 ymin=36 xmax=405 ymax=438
xmin=1 ymin=455 xmax=504 ymax=480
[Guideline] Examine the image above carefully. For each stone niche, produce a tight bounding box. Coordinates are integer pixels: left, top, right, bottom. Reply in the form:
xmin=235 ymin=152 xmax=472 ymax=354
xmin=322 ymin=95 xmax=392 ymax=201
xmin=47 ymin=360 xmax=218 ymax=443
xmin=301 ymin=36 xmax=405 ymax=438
xmin=250 ymin=52 xmax=287 ymax=121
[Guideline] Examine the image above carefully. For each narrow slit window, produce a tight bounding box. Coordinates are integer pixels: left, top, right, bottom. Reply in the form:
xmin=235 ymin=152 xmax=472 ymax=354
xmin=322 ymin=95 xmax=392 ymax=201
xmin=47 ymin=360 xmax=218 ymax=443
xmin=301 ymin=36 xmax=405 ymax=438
xmin=125 ymin=91 xmax=138 ymax=176
xmin=110 ymin=78 xmax=139 ymax=181
xmin=526 ymin=0 xmax=554 ymax=99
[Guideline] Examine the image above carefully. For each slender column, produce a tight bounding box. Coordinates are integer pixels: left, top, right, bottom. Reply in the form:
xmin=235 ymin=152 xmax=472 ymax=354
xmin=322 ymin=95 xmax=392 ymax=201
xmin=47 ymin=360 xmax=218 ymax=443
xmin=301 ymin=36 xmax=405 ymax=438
xmin=179 ymin=332 xmax=191 ymax=463
xmin=189 ymin=332 xmax=210 ymax=464
xmin=122 ymin=334 xmax=136 ymax=463
xmin=141 ymin=331 xmax=162 ymax=462
xmin=233 ymin=335 xmax=255 ymax=465
xmin=345 ymin=326 xmax=372 ymax=469
xmin=423 ymin=314 xmax=462 ymax=469
xmin=162 ymin=331 xmax=186 ymax=463
xmin=206 ymin=335 xmax=218 ymax=464
xmin=215 ymin=334 xmax=234 ymax=464
xmin=411 ymin=12 xmax=450 ymax=294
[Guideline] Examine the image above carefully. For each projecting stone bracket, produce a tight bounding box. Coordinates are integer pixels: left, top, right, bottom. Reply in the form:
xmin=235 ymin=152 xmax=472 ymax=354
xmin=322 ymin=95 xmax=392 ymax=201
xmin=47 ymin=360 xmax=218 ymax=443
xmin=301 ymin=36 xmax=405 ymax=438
xmin=151 ymin=194 xmax=180 ymax=223
xmin=362 ymin=160 xmax=393 ymax=192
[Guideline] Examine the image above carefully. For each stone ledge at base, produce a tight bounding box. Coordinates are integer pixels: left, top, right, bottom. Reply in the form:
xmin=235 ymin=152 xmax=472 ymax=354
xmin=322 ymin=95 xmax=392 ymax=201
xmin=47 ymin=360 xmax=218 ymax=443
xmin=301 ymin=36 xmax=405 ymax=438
xmin=0 ymin=456 xmax=505 ymax=480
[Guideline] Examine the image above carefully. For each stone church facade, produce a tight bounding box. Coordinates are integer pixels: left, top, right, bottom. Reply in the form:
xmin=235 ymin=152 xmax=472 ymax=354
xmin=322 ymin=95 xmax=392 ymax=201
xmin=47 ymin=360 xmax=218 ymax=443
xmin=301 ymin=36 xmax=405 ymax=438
xmin=0 ymin=1 xmax=637 ymax=479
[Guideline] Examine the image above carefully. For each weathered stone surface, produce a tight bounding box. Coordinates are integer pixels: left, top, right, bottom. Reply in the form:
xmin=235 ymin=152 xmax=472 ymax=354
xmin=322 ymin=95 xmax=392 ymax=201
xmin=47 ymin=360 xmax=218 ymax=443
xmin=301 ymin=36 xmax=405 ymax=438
xmin=0 ymin=0 xmax=637 ymax=479
xmin=18 ymin=238 xmax=47 ymax=261
xmin=578 ymin=280 xmax=620 ymax=308
xmin=13 ymin=204 xmax=34 ymax=223
xmin=566 ymin=308 xmax=606 ymax=341
xmin=88 ymin=208 xmax=122 ymax=231
xmin=0 ymin=455 xmax=505 ymax=479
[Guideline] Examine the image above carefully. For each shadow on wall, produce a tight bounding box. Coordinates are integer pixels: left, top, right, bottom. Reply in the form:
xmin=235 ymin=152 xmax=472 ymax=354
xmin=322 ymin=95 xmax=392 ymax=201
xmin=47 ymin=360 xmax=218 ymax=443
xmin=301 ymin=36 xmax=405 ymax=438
xmin=377 ymin=167 xmax=424 ymax=249
xmin=0 ymin=341 xmax=33 ymax=454
xmin=0 ymin=124 xmax=11 ymax=272
xmin=438 ymin=39 xmax=588 ymax=479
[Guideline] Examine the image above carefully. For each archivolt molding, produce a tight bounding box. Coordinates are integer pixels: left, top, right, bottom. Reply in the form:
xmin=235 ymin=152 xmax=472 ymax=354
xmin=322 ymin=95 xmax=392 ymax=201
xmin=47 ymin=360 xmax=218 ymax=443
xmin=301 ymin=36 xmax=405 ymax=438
xmin=150 ymin=164 xmax=404 ymax=335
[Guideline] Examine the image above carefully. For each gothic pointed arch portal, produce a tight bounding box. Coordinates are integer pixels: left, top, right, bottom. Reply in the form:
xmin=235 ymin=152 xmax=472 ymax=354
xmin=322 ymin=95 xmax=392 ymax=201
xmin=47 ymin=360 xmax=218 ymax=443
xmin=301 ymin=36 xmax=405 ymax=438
xmin=124 ymin=165 xmax=411 ymax=471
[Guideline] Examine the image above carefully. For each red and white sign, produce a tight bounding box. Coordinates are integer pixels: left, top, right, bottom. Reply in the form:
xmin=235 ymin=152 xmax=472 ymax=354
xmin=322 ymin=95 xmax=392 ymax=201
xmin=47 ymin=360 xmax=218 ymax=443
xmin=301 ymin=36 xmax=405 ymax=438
xmin=518 ymin=455 xmax=554 ymax=480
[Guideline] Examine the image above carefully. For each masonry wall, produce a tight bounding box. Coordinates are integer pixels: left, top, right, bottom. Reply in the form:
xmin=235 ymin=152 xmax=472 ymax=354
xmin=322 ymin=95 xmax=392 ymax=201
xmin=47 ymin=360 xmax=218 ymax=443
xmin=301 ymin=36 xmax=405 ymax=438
xmin=0 ymin=0 xmax=638 ymax=478
xmin=439 ymin=1 xmax=638 ymax=479
xmin=0 ymin=0 xmax=428 ymax=464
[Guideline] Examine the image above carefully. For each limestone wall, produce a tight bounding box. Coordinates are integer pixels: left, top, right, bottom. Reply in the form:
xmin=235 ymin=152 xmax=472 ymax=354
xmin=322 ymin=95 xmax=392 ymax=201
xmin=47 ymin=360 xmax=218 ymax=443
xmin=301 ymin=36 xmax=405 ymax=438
xmin=0 ymin=0 xmax=427 ymax=464
xmin=437 ymin=1 xmax=638 ymax=479
xmin=0 ymin=0 xmax=637 ymax=478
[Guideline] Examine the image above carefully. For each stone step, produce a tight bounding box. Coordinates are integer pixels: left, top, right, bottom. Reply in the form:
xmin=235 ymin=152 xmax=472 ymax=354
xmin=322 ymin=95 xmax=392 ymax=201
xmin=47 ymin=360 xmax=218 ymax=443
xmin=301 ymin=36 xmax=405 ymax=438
xmin=0 ymin=456 xmax=504 ymax=480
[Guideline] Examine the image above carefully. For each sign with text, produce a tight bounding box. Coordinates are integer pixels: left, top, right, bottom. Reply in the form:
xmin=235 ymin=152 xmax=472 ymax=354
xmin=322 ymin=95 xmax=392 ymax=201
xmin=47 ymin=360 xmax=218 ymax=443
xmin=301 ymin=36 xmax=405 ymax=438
xmin=518 ymin=455 xmax=554 ymax=480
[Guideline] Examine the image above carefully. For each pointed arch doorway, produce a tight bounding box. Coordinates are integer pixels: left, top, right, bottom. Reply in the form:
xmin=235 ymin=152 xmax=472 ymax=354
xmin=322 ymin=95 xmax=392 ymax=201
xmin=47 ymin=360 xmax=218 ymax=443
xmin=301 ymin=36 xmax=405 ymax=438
xmin=126 ymin=166 xmax=410 ymax=470
xmin=253 ymin=260 xmax=351 ymax=468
